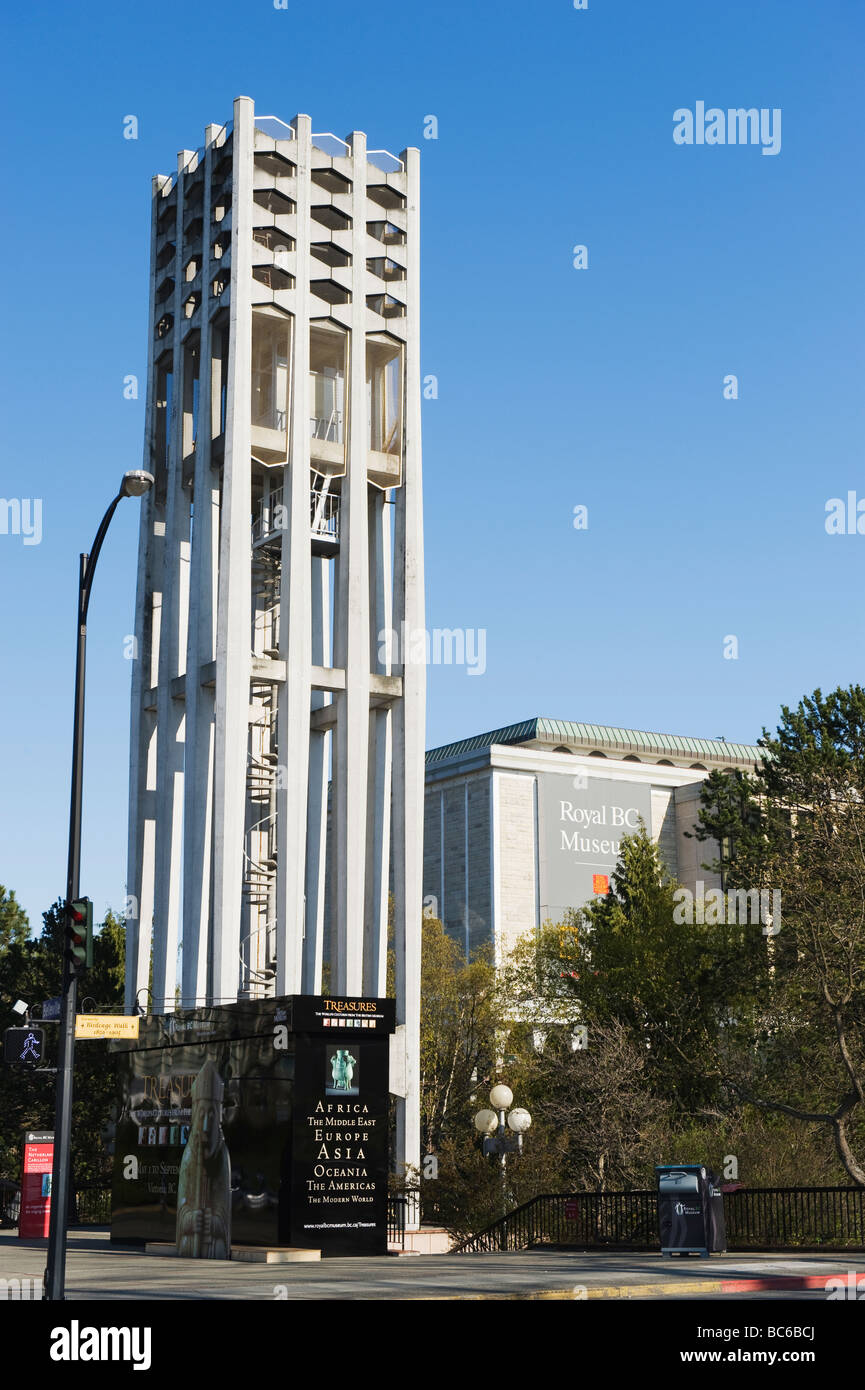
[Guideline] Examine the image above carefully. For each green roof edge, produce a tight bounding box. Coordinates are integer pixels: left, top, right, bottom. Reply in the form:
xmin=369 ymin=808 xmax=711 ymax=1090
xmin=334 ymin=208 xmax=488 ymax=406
xmin=426 ymin=716 xmax=764 ymax=766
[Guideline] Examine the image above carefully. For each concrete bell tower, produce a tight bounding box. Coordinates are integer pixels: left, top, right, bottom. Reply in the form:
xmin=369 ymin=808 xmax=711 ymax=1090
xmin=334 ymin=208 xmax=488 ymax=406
xmin=125 ymin=96 xmax=425 ymax=1182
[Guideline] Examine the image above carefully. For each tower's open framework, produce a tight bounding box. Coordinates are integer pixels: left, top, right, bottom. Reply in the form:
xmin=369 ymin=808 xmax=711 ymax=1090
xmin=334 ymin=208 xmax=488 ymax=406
xmin=125 ymin=96 xmax=424 ymax=1180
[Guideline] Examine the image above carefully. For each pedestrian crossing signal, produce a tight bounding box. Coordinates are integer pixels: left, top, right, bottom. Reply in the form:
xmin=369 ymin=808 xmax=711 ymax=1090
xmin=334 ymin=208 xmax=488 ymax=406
xmin=65 ymin=898 xmax=93 ymax=975
xmin=3 ymin=1027 xmax=45 ymax=1065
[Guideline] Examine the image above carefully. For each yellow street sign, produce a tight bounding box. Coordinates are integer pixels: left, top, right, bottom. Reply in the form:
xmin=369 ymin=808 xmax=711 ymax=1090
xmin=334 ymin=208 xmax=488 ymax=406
xmin=75 ymin=1015 xmax=140 ymax=1040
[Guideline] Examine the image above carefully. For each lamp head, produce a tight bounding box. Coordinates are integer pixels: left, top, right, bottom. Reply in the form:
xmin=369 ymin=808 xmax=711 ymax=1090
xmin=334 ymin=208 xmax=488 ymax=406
xmin=121 ymin=470 xmax=155 ymax=498
xmin=473 ymin=1109 xmax=498 ymax=1136
xmin=489 ymin=1083 xmax=513 ymax=1111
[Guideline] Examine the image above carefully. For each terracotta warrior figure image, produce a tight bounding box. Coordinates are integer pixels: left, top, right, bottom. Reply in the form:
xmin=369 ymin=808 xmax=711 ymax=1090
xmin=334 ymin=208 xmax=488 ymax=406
xmin=176 ymin=1060 xmax=232 ymax=1258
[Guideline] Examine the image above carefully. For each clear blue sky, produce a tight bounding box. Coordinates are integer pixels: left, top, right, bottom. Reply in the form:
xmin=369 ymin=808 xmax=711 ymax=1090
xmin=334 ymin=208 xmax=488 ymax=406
xmin=1 ymin=0 xmax=863 ymax=932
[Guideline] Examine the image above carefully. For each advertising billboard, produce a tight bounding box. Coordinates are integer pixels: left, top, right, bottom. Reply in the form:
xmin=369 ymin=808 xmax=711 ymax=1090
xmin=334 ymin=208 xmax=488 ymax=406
xmin=20 ymin=1130 xmax=54 ymax=1238
xmin=537 ymin=770 xmax=653 ymax=919
xmin=110 ymin=996 xmax=394 ymax=1257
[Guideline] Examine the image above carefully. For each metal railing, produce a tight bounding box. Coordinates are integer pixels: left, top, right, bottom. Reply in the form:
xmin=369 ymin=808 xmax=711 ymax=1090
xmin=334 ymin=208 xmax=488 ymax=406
xmin=252 ymin=487 xmax=284 ymax=544
xmin=725 ymin=1186 xmax=865 ymax=1250
xmin=387 ymin=1194 xmax=407 ymax=1247
xmin=310 ymin=488 xmax=339 ymax=542
xmin=7 ymin=1178 xmax=420 ymax=1245
xmin=367 ymin=149 xmax=404 ymax=174
xmin=456 ymin=1192 xmax=656 ymax=1253
xmin=252 ymin=487 xmax=340 ymax=546
xmin=0 ymin=1182 xmax=112 ymax=1229
xmin=310 ymin=410 xmax=343 ymax=444
xmin=0 ymin=1179 xmax=20 ymax=1227
xmin=73 ymin=1186 xmax=113 ymax=1225
xmin=16 ymin=1181 xmax=860 ymax=1251
xmin=455 ymin=1187 xmax=865 ymax=1254
xmin=255 ymin=115 xmax=296 ymax=141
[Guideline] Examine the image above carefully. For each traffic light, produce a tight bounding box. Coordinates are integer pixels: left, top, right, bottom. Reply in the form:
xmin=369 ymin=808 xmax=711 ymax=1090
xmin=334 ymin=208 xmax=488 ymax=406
xmin=65 ymin=898 xmax=93 ymax=975
xmin=3 ymin=1027 xmax=45 ymax=1065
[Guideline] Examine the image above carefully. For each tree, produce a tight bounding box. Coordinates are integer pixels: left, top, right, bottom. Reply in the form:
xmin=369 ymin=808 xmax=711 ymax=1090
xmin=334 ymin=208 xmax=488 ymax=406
xmin=578 ymin=827 xmax=763 ymax=1109
xmin=418 ymin=915 xmax=497 ymax=1155
xmin=501 ymin=827 xmax=748 ymax=1110
xmin=694 ymin=685 xmax=865 ymax=1184
xmin=0 ymin=898 xmax=126 ymax=1183
xmin=529 ymin=1020 xmax=672 ymax=1193
xmin=0 ymin=885 xmax=29 ymax=955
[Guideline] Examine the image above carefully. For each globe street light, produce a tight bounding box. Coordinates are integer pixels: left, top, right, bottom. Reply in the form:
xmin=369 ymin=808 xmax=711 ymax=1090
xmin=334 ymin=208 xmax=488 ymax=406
xmin=44 ymin=471 xmax=154 ymax=1302
xmin=507 ymin=1107 xmax=532 ymax=1135
xmin=474 ymin=1083 xmax=532 ymax=1213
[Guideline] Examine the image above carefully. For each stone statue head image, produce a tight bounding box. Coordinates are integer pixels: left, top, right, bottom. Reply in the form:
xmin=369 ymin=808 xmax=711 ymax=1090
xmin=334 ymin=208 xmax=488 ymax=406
xmin=176 ymin=1059 xmax=231 ymax=1258
xmin=193 ymin=1061 xmax=225 ymax=1158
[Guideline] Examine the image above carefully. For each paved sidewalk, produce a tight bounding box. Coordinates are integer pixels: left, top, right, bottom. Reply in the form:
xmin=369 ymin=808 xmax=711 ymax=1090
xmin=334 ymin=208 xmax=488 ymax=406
xmin=2 ymin=1231 xmax=863 ymax=1299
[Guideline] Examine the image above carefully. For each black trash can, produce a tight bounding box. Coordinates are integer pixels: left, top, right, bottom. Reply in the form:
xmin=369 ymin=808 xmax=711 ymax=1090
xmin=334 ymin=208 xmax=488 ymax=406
xmin=656 ymin=1164 xmax=726 ymax=1257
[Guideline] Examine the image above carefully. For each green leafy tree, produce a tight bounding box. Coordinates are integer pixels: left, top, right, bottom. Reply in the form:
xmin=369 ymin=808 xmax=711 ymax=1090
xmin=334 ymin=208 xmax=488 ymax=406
xmin=577 ymin=827 xmax=762 ymax=1109
xmin=0 ymin=899 xmax=126 ymax=1184
xmin=418 ymin=915 xmax=497 ymax=1155
xmin=501 ymin=827 xmax=753 ymax=1111
xmin=694 ymin=686 xmax=865 ymax=1184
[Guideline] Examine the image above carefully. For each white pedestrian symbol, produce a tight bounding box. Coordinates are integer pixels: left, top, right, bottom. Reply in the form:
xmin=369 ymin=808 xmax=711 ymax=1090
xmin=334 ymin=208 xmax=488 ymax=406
xmin=20 ymin=1032 xmax=40 ymax=1061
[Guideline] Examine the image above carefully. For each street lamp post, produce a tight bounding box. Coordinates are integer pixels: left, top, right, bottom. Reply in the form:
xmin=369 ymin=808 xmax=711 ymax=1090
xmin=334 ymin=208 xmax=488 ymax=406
xmin=44 ymin=471 xmax=154 ymax=1302
xmin=474 ymin=1083 xmax=532 ymax=1216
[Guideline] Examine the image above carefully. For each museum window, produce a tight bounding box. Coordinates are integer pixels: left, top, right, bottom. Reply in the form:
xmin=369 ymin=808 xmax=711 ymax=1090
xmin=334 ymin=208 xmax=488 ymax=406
xmin=251 ymin=311 xmax=292 ymax=464
xmin=310 ymin=323 xmax=347 ymax=474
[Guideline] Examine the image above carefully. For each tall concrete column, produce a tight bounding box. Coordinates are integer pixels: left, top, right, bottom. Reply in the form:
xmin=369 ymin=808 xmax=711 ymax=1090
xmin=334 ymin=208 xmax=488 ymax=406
xmin=211 ymin=96 xmax=254 ymax=1003
xmin=275 ymin=112 xmax=313 ymax=997
xmin=151 ymin=148 xmax=195 ymax=1012
xmin=304 ymin=555 xmax=330 ymax=994
xmin=181 ymin=126 xmax=221 ymax=1008
xmin=125 ymin=173 xmax=169 ymax=1014
xmin=364 ymin=490 xmax=392 ymax=997
xmin=392 ymin=145 xmax=425 ymax=1189
xmin=332 ymin=129 xmax=372 ymax=995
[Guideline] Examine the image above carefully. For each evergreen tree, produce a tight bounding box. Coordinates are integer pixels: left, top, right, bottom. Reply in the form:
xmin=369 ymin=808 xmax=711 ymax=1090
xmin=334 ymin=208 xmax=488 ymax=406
xmin=0 ymin=885 xmax=29 ymax=955
xmin=694 ymin=686 xmax=865 ymax=1184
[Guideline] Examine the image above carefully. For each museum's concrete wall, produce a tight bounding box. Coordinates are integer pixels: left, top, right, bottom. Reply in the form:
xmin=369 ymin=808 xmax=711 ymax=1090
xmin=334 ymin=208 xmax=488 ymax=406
xmin=424 ymin=737 xmax=734 ymax=958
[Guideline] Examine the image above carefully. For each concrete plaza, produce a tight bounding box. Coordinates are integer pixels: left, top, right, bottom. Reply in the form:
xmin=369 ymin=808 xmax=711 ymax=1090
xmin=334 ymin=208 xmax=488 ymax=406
xmin=2 ymin=1231 xmax=864 ymax=1300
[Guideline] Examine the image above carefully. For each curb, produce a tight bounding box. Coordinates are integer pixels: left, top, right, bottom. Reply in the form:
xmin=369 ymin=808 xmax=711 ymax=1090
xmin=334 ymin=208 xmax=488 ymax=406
xmin=410 ymin=1272 xmax=850 ymax=1300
